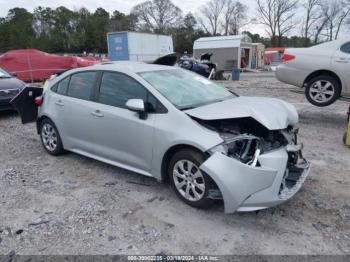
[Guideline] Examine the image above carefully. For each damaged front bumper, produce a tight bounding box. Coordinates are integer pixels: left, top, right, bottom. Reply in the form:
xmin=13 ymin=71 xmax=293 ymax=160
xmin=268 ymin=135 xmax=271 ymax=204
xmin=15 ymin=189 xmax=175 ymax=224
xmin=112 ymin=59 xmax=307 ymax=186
xmin=200 ymin=146 xmax=310 ymax=213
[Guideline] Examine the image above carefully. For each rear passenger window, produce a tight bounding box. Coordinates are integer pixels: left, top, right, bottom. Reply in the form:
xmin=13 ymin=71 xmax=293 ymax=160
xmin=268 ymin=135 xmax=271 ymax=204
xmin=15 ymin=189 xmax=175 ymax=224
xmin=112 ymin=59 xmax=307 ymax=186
xmin=340 ymin=42 xmax=350 ymax=54
xmin=99 ymin=72 xmax=148 ymax=108
xmin=57 ymin=77 xmax=70 ymax=95
xmin=67 ymin=72 xmax=96 ymax=100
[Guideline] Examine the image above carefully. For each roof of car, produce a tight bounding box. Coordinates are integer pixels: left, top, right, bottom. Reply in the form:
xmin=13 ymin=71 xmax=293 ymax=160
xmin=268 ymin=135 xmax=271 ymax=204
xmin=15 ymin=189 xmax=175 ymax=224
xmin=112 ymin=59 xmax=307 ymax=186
xmin=86 ymin=61 xmax=177 ymax=73
xmin=311 ymin=38 xmax=349 ymax=49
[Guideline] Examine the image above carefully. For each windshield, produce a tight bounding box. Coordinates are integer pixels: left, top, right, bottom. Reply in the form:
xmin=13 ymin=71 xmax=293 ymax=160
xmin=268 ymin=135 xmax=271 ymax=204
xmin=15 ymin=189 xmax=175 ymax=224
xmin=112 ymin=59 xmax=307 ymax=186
xmin=0 ymin=68 xmax=11 ymax=78
xmin=139 ymin=69 xmax=235 ymax=109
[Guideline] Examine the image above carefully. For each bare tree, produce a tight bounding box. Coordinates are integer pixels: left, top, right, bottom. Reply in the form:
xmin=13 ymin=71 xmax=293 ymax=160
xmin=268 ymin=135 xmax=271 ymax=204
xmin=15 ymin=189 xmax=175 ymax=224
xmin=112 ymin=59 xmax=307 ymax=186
xmin=131 ymin=0 xmax=182 ymax=33
xmin=319 ymin=0 xmax=350 ymax=41
xmin=197 ymin=0 xmax=225 ymax=35
xmin=334 ymin=7 xmax=350 ymax=39
xmin=222 ymin=0 xmax=237 ymax=35
xmin=276 ymin=0 xmax=299 ymax=45
xmin=302 ymin=0 xmax=321 ymax=39
xmin=313 ymin=17 xmax=328 ymax=43
xmin=227 ymin=1 xmax=248 ymax=35
xmin=256 ymin=0 xmax=277 ymax=43
xmin=256 ymin=0 xmax=298 ymax=46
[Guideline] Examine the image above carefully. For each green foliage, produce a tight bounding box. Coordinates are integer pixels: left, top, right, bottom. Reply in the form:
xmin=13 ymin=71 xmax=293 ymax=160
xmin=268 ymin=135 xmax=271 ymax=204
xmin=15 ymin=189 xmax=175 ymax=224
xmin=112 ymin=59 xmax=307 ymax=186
xmin=242 ymin=30 xmax=313 ymax=48
xmin=0 ymin=5 xmax=317 ymax=54
xmin=0 ymin=6 xmax=138 ymax=53
xmin=171 ymin=12 xmax=210 ymax=54
xmin=0 ymin=8 xmax=35 ymax=51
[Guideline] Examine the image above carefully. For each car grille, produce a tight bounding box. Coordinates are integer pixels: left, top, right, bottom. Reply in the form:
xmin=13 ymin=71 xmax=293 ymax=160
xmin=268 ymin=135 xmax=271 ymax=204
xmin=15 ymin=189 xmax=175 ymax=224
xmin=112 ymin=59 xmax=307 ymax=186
xmin=0 ymin=88 xmax=20 ymax=98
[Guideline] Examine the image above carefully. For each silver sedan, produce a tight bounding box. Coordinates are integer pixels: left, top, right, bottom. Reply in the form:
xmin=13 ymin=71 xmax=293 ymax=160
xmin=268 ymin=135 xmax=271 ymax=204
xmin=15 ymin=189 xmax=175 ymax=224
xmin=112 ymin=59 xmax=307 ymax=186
xmin=276 ymin=39 xmax=350 ymax=107
xmin=14 ymin=62 xmax=310 ymax=213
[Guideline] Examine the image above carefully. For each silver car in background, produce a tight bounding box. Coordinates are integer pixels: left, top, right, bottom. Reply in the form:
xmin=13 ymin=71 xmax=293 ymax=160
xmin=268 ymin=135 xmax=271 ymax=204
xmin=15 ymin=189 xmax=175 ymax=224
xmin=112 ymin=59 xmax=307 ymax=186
xmin=15 ymin=62 xmax=310 ymax=213
xmin=276 ymin=39 xmax=350 ymax=107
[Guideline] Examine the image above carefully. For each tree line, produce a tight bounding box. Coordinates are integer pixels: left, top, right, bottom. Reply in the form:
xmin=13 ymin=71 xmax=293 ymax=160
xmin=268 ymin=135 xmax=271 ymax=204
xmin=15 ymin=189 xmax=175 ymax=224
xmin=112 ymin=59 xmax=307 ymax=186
xmin=0 ymin=0 xmax=349 ymax=54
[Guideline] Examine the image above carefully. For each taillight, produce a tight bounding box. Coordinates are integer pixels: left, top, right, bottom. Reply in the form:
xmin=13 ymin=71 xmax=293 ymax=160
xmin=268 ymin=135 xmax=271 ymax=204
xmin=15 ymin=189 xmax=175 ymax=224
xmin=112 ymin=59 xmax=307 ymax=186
xmin=282 ymin=54 xmax=295 ymax=62
xmin=34 ymin=96 xmax=43 ymax=106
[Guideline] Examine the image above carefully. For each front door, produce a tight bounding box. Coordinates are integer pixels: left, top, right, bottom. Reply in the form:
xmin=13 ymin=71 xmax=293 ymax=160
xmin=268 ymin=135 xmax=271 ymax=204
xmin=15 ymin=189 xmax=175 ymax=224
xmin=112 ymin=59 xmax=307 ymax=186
xmin=331 ymin=41 xmax=350 ymax=96
xmin=91 ymin=71 xmax=156 ymax=172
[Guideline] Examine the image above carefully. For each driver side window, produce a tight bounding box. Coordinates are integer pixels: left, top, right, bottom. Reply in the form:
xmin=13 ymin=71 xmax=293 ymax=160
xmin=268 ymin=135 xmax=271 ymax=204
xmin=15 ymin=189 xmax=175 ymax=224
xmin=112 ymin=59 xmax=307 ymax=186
xmin=99 ymin=72 xmax=147 ymax=109
xmin=98 ymin=72 xmax=163 ymax=112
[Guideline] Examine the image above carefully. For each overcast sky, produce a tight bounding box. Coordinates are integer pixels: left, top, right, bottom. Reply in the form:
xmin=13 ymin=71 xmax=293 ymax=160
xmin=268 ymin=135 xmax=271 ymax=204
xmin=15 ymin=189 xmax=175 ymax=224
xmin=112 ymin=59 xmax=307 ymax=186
xmin=0 ymin=0 xmax=269 ymax=35
xmin=2 ymin=0 xmax=310 ymax=37
xmin=0 ymin=0 xmax=204 ymax=16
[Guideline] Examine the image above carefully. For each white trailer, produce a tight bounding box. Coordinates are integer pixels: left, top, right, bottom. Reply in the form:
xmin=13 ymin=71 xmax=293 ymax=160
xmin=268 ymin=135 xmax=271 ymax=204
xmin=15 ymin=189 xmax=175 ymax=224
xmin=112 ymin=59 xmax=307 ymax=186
xmin=107 ymin=31 xmax=174 ymax=62
xmin=193 ymin=35 xmax=253 ymax=71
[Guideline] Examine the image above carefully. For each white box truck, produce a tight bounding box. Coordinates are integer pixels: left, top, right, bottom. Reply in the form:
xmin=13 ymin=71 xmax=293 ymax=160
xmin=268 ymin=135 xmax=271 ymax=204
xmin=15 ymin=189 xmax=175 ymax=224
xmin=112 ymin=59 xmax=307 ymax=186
xmin=107 ymin=31 xmax=174 ymax=62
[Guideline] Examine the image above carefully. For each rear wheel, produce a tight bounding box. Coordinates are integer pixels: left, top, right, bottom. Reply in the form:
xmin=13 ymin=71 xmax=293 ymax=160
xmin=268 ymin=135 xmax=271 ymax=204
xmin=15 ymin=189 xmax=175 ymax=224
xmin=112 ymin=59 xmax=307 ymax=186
xmin=40 ymin=118 xmax=64 ymax=155
xmin=305 ymin=75 xmax=341 ymax=107
xmin=168 ymin=149 xmax=216 ymax=209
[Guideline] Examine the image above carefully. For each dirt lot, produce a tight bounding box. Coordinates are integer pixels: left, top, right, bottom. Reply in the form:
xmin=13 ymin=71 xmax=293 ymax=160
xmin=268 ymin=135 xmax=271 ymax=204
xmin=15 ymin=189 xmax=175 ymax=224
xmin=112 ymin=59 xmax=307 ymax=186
xmin=0 ymin=72 xmax=349 ymax=255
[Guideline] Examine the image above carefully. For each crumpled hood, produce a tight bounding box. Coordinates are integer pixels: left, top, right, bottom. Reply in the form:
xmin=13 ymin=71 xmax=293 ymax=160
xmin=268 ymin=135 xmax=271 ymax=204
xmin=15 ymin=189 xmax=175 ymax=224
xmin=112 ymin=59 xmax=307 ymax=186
xmin=185 ymin=96 xmax=299 ymax=130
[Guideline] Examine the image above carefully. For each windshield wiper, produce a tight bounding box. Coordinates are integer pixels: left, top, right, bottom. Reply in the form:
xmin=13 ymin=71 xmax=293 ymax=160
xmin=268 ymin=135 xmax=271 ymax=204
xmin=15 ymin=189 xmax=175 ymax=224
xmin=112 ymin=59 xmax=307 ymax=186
xmin=180 ymin=105 xmax=197 ymax=111
xmin=180 ymin=102 xmax=212 ymax=111
xmin=180 ymin=99 xmax=225 ymax=111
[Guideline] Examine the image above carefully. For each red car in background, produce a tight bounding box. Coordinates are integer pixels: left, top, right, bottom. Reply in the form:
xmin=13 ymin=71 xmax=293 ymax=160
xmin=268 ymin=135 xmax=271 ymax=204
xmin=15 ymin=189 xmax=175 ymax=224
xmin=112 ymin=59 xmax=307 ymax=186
xmin=0 ymin=49 xmax=99 ymax=82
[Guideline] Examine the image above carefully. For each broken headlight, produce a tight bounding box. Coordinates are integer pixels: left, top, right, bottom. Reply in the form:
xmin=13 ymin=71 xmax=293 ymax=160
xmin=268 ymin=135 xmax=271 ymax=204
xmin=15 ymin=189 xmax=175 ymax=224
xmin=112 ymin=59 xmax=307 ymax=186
xmin=209 ymin=133 xmax=262 ymax=166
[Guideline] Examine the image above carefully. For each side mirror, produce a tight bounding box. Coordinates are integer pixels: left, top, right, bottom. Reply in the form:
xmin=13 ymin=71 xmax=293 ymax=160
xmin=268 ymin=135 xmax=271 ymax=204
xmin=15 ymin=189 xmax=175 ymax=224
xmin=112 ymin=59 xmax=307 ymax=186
xmin=10 ymin=72 xmax=17 ymax=77
xmin=126 ymin=99 xmax=147 ymax=119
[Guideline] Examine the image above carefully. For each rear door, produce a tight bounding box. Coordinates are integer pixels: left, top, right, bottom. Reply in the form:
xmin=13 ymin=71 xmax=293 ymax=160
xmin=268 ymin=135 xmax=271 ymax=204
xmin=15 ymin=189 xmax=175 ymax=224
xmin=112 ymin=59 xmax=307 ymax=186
xmin=331 ymin=42 xmax=350 ymax=95
xmin=10 ymin=86 xmax=43 ymax=124
xmin=53 ymin=71 xmax=99 ymax=154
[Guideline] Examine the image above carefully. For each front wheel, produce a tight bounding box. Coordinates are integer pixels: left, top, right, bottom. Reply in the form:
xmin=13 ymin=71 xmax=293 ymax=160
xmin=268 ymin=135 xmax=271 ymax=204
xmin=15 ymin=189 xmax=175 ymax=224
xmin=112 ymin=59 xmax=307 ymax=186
xmin=168 ymin=149 xmax=216 ymax=209
xmin=305 ymin=75 xmax=341 ymax=107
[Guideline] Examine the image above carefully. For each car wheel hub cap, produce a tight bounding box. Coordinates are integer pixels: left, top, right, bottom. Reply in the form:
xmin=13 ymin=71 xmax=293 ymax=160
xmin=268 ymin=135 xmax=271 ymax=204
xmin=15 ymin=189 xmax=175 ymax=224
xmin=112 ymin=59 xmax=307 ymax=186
xmin=309 ymin=80 xmax=335 ymax=103
xmin=173 ymin=160 xmax=205 ymax=202
xmin=42 ymin=123 xmax=57 ymax=151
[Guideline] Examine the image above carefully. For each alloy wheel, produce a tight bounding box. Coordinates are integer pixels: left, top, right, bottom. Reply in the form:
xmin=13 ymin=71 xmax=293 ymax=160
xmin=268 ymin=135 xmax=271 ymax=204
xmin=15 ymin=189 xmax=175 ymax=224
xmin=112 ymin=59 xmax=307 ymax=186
xmin=41 ymin=123 xmax=58 ymax=152
xmin=173 ymin=160 xmax=205 ymax=202
xmin=309 ymin=80 xmax=335 ymax=103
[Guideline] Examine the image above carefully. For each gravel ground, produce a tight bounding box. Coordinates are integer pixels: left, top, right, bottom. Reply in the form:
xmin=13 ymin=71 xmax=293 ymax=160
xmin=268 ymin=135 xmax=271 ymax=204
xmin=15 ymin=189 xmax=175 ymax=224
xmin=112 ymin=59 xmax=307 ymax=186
xmin=0 ymin=72 xmax=349 ymax=255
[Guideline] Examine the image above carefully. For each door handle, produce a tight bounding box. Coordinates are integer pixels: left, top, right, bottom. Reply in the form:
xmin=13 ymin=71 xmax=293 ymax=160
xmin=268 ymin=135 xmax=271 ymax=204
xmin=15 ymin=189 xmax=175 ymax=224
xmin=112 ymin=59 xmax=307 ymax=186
xmin=336 ymin=57 xmax=349 ymax=63
xmin=91 ymin=110 xmax=104 ymax=118
xmin=55 ymin=100 xmax=64 ymax=107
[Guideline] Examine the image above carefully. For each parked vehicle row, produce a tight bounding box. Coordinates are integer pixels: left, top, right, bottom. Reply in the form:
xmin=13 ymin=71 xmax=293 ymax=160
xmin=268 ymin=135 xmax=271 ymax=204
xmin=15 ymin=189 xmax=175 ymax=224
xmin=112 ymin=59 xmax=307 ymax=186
xmin=12 ymin=62 xmax=310 ymax=213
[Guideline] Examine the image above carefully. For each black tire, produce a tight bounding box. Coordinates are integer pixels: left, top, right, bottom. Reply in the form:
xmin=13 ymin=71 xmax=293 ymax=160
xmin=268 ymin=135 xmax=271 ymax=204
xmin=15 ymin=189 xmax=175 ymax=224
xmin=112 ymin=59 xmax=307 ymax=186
xmin=305 ymin=75 xmax=341 ymax=107
xmin=39 ymin=118 xmax=65 ymax=156
xmin=168 ymin=149 xmax=216 ymax=209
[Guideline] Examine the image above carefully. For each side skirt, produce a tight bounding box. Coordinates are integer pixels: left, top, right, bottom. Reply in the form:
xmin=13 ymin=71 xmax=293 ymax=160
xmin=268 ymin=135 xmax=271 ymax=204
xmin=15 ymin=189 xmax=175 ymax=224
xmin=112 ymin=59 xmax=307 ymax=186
xmin=69 ymin=148 xmax=154 ymax=178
